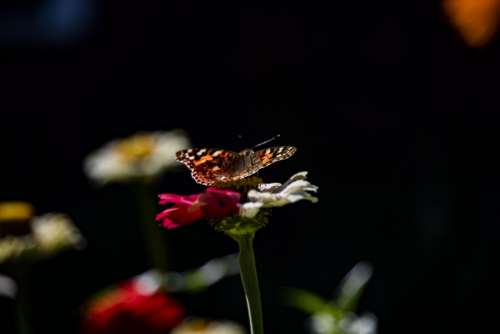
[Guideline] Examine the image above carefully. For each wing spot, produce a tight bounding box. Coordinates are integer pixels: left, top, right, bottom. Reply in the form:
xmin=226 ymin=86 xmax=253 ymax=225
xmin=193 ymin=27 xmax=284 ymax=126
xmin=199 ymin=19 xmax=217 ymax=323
xmin=193 ymin=155 xmax=214 ymax=166
xmin=213 ymin=150 xmax=223 ymax=157
xmin=197 ymin=149 xmax=207 ymax=156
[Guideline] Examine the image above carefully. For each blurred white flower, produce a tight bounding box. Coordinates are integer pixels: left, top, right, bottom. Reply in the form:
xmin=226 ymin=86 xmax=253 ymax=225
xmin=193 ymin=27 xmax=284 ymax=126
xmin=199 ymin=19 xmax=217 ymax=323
xmin=32 ymin=214 xmax=85 ymax=256
xmin=0 ymin=274 xmax=17 ymax=298
xmin=84 ymin=130 xmax=190 ymax=184
xmin=340 ymin=314 xmax=377 ymax=334
xmin=0 ymin=236 xmax=36 ymax=264
xmin=310 ymin=313 xmax=377 ymax=334
xmin=171 ymin=319 xmax=246 ymax=334
xmin=0 ymin=202 xmax=84 ymax=263
xmin=240 ymin=171 xmax=318 ymax=218
xmin=310 ymin=312 xmax=336 ymax=334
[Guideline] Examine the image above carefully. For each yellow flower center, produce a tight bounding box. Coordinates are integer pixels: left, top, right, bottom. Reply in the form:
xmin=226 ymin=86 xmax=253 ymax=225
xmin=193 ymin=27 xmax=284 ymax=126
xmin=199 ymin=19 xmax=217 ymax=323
xmin=115 ymin=134 xmax=155 ymax=162
xmin=0 ymin=202 xmax=34 ymax=222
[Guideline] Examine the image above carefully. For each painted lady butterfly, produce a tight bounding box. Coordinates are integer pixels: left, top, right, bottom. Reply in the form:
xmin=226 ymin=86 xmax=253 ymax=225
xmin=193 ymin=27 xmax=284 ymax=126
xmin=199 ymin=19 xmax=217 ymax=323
xmin=176 ymin=146 xmax=297 ymax=185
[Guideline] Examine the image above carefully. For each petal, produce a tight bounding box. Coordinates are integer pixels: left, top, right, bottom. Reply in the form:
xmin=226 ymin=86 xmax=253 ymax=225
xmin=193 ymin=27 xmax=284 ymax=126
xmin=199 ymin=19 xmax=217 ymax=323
xmin=239 ymin=202 xmax=263 ymax=218
xmin=257 ymin=171 xmax=310 ymax=194
xmin=281 ymin=180 xmax=318 ymax=196
xmin=257 ymin=182 xmax=282 ymax=192
xmin=244 ymin=171 xmax=319 ymax=209
xmin=200 ymin=188 xmax=241 ymax=219
xmin=205 ymin=187 xmax=241 ymax=202
xmin=158 ymin=193 xmax=200 ymax=205
xmin=155 ymin=207 xmax=179 ymax=221
xmin=156 ymin=205 xmax=205 ymax=230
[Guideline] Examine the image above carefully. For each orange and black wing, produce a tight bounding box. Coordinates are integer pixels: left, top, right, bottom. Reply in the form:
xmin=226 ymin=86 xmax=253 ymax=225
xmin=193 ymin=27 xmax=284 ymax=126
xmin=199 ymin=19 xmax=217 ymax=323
xmin=176 ymin=148 xmax=237 ymax=185
xmin=255 ymin=146 xmax=297 ymax=168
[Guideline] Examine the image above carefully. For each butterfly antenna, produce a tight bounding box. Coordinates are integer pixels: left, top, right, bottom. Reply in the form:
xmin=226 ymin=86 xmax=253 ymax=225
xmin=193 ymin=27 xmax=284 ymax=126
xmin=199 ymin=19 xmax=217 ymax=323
xmin=236 ymin=133 xmax=248 ymax=148
xmin=253 ymin=134 xmax=281 ymax=149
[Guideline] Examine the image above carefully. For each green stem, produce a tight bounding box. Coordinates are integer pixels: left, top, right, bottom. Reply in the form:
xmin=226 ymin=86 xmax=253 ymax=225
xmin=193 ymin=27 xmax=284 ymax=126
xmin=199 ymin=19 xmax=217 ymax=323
xmin=236 ymin=233 xmax=264 ymax=334
xmin=136 ymin=181 xmax=169 ymax=273
xmin=14 ymin=265 xmax=31 ymax=334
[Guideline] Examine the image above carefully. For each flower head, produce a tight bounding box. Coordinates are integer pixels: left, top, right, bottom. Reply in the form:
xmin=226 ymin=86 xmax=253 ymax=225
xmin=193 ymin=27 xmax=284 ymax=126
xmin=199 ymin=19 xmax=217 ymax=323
xmin=156 ymin=171 xmax=318 ymax=235
xmin=84 ymin=130 xmax=190 ymax=184
xmin=0 ymin=202 xmax=34 ymax=222
xmin=0 ymin=202 xmax=84 ymax=264
xmin=81 ymin=276 xmax=185 ymax=334
xmin=240 ymin=171 xmax=318 ymax=218
xmin=310 ymin=312 xmax=377 ymax=334
xmin=32 ymin=214 xmax=85 ymax=256
xmin=171 ymin=319 xmax=246 ymax=334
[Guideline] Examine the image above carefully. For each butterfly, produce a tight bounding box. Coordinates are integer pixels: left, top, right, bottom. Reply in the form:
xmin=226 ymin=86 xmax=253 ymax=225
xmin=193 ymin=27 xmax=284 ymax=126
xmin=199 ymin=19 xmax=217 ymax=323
xmin=176 ymin=146 xmax=297 ymax=185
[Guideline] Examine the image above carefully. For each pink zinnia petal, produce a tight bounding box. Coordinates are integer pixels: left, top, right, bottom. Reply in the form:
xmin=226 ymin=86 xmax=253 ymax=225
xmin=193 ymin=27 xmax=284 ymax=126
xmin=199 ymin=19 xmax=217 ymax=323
xmin=156 ymin=193 xmax=205 ymax=230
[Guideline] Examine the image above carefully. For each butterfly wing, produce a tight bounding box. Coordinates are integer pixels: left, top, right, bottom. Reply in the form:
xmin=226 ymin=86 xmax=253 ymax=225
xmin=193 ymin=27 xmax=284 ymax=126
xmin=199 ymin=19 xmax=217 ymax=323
xmin=255 ymin=146 xmax=297 ymax=168
xmin=176 ymin=148 xmax=238 ymax=185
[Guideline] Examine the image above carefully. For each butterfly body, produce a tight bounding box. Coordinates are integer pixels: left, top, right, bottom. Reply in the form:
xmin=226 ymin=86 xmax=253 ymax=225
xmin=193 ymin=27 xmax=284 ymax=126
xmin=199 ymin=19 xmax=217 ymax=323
xmin=176 ymin=146 xmax=297 ymax=185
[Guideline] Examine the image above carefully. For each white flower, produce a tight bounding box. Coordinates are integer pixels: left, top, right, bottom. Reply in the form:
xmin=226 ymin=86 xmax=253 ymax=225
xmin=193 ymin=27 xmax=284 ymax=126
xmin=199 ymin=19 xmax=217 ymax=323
xmin=32 ymin=214 xmax=85 ymax=256
xmin=240 ymin=171 xmax=318 ymax=218
xmin=0 ymin=203 xmax=85 ymax=264
xmin=310 ymin=312 xmax=336 ymax=334
xmin=84 ymin=130 xmax=190 ymax=184
xmin=0 ymin=236 xmax=36 ymax=264
xmin=310 ymin=313 xmax=377 ymax=334
xmin=0 ymin=274 xmax=16 ymax=298
xmin=341 ymin=314 xmax=377 ymax=334
xmin=171 ymin=319 xmax=246 ymax=334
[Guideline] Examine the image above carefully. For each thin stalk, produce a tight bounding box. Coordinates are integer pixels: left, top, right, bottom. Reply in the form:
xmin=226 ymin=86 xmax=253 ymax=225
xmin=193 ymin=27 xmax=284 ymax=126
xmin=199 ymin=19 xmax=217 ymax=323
xmin=136 ymin=181 xmax=169 ymax=273
xmin=236 ymin=233 xmax=264 ymax=334
xmin=14 ymin=265 xmax=31 ymax=334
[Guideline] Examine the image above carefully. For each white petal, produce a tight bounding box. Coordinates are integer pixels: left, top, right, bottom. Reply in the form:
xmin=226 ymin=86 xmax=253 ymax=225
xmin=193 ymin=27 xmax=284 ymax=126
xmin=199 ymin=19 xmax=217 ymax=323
xmin=239 ymin=202 xmax=263 ymax=218
xmin=242 ymin=171 xmax=319 ymax=210
xmin=257 ymin=182 xmax=282 ymax=192
xmin=0 ymin=274 xmax=17 ymax=298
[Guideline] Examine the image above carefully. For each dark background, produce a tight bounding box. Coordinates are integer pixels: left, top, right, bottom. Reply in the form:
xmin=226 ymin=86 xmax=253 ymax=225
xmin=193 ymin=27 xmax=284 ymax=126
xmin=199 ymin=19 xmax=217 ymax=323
xmin=1 ymin=0 xmax=500 ymax=333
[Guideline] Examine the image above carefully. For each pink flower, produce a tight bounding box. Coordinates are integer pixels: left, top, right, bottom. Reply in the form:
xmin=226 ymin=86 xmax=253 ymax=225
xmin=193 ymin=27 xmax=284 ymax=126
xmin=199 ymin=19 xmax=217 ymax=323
xmin=199 ymin=188 xmax=241 ymax=218
xmin=156 ymin=188 xmax=241 ymax=230
xmin=156 ymin=194 xmax=204 ymax=229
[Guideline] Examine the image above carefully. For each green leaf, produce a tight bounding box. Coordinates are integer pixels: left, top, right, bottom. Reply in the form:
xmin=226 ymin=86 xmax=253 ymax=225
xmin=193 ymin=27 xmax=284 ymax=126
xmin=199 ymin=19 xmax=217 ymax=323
xmin=284 ymin=288 xmax=342 ymax=318
xmin=335 ymin=262 xmax=373 ymax=313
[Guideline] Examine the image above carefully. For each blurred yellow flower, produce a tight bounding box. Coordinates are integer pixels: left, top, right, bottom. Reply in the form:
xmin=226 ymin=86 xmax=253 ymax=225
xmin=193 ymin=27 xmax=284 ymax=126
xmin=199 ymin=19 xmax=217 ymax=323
xmin=443 ymin=0 xmax=500 ymax=47
xmin=171 ymin=319 xmax=246 ymax=334
xmin=84 ymin=130 xmax=191 ymax=184
xmin=0 ymin=202 xmax=34 ymax=222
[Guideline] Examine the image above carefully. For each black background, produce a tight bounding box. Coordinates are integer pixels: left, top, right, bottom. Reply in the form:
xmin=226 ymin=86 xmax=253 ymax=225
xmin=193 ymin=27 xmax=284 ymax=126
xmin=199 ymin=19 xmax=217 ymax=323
xmin=1 ymin=0 xmax=500 ymax=333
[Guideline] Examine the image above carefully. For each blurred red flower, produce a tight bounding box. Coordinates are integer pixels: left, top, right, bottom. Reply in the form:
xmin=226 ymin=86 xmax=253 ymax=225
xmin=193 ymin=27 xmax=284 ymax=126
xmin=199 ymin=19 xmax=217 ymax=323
xmin=81 ymin=280 xmax=184 ymax=334
xmin=156 ymin=188 xmax=241 ymax=230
